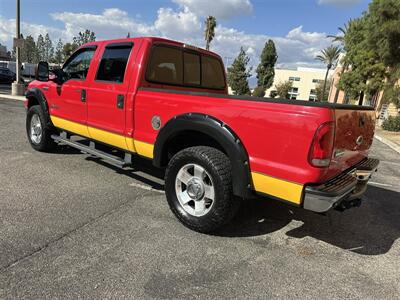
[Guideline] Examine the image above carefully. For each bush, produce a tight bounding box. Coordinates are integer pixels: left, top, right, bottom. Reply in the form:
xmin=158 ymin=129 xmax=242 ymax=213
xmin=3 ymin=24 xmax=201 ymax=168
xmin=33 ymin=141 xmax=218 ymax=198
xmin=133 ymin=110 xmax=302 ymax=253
xmin=252 ymin=86 xmax=266 ymax=97
xmin=382 ymin=116 xmax=400 ymax=132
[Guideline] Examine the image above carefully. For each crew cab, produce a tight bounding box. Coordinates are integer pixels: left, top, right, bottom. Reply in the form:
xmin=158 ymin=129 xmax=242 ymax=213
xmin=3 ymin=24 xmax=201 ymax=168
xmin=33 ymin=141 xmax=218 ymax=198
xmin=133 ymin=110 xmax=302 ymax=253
xmin=25 ymin=37 xmax=379 ymax=233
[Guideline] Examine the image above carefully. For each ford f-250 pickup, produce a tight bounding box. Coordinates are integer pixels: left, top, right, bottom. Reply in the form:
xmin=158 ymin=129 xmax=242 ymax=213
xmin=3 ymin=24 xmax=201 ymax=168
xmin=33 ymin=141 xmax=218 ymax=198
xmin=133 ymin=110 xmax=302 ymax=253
xmin=25 ymin=37 xmax=379 ymax=233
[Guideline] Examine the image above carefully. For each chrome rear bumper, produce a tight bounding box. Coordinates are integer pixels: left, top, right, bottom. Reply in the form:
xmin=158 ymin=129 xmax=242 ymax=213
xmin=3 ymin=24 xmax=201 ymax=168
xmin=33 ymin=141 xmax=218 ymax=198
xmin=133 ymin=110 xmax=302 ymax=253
xmin=303 ymin=158 xmax=379 ymax=213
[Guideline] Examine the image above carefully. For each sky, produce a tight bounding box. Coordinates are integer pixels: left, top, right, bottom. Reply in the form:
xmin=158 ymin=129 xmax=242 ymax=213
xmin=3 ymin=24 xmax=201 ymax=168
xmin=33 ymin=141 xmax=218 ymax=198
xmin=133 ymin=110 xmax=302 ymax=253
xmin=0 ymin=0 xmax=371 ymax=70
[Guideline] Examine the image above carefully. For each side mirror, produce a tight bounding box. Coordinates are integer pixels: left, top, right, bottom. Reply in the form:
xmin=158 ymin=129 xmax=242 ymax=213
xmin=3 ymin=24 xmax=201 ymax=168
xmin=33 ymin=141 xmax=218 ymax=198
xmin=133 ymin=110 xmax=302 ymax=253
xmin=36 ymin=61 xmax=49 ymax=82
xmin=50 ymin=68 xmax=65 ymax=85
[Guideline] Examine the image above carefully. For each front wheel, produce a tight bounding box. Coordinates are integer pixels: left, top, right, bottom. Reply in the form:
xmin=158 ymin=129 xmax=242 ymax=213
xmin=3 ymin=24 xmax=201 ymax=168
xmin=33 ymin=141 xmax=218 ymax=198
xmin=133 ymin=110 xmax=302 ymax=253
xmin=165 ymin=146 xmax=240 ymax=233
xmin=26 ymin=105 xmax=57 ymax=152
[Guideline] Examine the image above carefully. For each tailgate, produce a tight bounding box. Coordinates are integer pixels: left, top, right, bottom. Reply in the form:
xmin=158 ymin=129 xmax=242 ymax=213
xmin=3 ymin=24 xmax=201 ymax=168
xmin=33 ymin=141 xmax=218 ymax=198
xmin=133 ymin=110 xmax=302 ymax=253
xmin=328 ymin=108 xmax=376 ymax=178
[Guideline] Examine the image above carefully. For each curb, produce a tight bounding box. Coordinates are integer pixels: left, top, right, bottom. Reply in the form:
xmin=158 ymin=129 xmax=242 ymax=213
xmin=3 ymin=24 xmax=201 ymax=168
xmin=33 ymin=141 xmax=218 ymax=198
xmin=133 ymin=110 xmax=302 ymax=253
xmin=375 ymin=134 xmax=400 ymax=154
xmin=0 ymin=94 xmax=26 ymax=102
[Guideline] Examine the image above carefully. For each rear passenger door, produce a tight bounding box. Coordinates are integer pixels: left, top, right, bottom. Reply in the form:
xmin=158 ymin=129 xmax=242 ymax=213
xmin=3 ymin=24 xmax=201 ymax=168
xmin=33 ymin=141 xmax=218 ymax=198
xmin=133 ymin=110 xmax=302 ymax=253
xmin=86 ymin=42 xmax=134 ymax=147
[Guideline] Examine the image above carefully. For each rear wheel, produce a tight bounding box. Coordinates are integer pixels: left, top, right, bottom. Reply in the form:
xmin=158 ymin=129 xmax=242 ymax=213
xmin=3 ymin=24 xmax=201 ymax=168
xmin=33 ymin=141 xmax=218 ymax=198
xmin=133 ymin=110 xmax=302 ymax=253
xmin=26 ymin=105 xmax=57 ymax=152
xmin=165 ymin=146 xmax=240 ymax=233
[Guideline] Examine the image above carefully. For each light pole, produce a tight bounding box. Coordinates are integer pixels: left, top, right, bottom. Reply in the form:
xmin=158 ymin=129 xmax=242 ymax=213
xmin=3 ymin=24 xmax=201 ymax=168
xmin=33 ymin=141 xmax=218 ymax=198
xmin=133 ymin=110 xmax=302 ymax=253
xmin=11 ymin=0 xmax=25 ymax=96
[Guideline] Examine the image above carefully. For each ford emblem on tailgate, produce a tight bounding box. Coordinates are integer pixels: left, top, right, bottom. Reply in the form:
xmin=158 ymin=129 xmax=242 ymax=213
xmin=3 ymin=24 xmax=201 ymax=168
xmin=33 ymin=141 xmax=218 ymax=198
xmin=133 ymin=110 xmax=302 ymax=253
xmin=356 ymin=135 xmax=364 ymax=146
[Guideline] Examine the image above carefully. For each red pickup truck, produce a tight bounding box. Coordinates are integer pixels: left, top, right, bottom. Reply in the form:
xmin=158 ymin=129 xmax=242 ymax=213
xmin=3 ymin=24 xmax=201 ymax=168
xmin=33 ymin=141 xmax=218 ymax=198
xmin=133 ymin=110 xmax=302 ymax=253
xmin=25 ymin=37 xmax=379 ymax=233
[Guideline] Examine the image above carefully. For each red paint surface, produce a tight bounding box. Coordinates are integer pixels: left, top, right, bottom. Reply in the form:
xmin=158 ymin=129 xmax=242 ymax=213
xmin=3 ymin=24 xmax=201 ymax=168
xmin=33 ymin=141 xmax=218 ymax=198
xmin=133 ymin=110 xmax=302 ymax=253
xmin=27 ymin=37 xmax=375 ymax=186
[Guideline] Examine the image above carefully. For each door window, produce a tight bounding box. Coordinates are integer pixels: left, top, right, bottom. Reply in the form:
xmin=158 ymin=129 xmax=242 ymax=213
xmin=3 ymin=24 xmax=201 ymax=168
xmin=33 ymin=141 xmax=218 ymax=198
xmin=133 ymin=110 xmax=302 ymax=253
xmin=96 ymin=45 xmax=133 ymax=83
xmin=63 ymin=48 xmax=95 ymax=81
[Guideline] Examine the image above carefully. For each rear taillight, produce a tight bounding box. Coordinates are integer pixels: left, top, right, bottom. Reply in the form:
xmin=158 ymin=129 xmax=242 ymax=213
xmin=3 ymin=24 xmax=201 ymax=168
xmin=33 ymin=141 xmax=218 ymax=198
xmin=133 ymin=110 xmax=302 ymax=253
xmin=309 ymin=122 xmax=335 ymax=167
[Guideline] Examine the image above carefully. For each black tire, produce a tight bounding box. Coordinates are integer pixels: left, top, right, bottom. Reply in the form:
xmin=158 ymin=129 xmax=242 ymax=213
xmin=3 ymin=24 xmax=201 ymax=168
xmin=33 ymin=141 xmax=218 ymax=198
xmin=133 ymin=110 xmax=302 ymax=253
xmin=26 ymin=105 xmax=57 ymax=152
xmin=165 ymin=146 xmax=240 ymax=233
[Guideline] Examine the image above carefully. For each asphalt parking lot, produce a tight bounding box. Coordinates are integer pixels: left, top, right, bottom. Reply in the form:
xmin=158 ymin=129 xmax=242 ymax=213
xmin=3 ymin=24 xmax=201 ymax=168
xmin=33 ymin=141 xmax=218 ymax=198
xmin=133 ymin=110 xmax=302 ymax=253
xmin=0 ymin=98 xmax=399 ymax=299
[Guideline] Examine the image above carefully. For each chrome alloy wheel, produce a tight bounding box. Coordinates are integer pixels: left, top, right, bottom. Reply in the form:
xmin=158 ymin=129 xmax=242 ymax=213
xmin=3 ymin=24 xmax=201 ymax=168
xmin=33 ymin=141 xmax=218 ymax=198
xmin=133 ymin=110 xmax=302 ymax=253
xmin=175 ymin=163 xmax=215 ymax=217
xmin=30 ymin=114 xmax=42 ymax=144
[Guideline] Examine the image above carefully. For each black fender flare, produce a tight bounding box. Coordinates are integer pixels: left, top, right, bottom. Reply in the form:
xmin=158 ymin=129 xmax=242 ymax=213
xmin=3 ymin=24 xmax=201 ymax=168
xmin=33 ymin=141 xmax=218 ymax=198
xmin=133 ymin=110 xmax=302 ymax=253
xmin=25 ymin=87 xmax=52 ymax=126
xmin=153 ymin=113 xmax=252 ymax=198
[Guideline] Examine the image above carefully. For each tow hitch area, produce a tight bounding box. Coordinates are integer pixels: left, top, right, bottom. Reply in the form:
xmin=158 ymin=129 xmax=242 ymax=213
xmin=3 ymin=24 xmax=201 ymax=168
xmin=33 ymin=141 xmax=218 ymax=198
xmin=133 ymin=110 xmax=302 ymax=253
xmin=334 ymin=198 xmax=362 ymax=212
xmin=303 ymin=158 xmax=379 ymax=213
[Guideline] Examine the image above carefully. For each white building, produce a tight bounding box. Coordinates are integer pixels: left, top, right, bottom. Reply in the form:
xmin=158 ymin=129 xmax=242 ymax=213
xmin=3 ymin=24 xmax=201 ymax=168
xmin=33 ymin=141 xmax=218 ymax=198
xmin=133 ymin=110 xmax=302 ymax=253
xmin=0 ymin=43 xmax=10 ymax=60
xmin=265 ymin=67 xmax=330 ymax=101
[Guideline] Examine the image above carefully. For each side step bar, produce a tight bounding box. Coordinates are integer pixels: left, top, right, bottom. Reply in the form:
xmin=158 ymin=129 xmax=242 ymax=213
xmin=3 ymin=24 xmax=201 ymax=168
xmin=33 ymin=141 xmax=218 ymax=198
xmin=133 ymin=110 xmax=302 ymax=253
xmin=51 ymin=132 xmax=132 ymax=168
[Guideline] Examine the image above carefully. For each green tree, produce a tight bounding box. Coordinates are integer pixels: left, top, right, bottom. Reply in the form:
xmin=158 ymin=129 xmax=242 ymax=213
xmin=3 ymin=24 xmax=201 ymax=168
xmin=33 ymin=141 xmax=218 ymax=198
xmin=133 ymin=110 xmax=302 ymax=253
xmin=316 ymin=45 xmax=341 ymax=102
xmin=275 ymin=80 xmax=293 ymax=99
xmin=315 ymin=80 xmax=331 ymax=102
xmin=254 ymin=39 xmax=278 ymax=97
xmin=43 ymin=33 xmax=54 ymax=62
xmin=204 ymin=16 xmax=216 ymax=51
xmin=21 ymin=35 xmax=37 ymax=63
xmin=73 ymin=29 xmax=96 ymax=46
xmin=366 ymin=0 xmax=400 ymax=107
xmin=381 ymin=67 xmax=400 ymax=108
xmin=338 ymin=17 xmax=387 ymax=105
xmin=62 ymin=42 xmax=77 ymax=59
xmin=36 ymin=34 xmax=46 ymax=61
xmin=227 ymin=47 xmax=252 ymax=95
xmin=367 ymin=0 xmax=400 ymax=69
xmin=327 ymin=20 xmax=352 ymax=44
xmin=54 ymin=39 xmax=64 ymax=65
xmin=328 ymin=20 xmax=354 ymax=103
xmin=336 ymin=0 xmax=400 ymax=106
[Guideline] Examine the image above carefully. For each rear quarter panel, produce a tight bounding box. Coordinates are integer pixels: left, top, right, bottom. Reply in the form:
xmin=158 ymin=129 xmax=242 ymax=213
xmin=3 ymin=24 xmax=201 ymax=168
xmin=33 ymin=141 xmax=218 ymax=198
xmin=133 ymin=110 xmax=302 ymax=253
xmin=133 ymin=89 xmax=335 ymax=188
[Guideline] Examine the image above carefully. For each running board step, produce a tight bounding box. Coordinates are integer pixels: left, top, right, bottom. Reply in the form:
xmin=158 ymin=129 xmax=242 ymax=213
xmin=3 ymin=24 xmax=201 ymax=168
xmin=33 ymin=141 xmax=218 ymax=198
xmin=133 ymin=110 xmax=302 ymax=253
xmin=51 ymin=133 xmax=132 ymax=168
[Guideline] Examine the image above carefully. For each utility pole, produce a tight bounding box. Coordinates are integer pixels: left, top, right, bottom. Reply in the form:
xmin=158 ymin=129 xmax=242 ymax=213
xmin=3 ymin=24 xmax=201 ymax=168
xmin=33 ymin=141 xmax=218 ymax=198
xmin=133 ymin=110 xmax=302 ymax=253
xmin=12 ymin=0 xmax=25 ymax=96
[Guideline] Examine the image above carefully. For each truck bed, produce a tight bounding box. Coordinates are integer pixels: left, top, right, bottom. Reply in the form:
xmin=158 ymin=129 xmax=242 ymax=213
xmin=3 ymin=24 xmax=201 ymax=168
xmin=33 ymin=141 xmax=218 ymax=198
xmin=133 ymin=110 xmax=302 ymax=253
xmin=140 ymin=87 xmax=375 ymax=111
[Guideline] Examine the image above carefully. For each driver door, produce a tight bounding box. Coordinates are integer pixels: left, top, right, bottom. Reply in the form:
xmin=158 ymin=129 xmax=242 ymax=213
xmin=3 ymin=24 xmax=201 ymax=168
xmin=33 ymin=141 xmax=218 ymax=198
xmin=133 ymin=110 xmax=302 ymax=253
xmin=48 ymin=46 xmax=97 ymax=137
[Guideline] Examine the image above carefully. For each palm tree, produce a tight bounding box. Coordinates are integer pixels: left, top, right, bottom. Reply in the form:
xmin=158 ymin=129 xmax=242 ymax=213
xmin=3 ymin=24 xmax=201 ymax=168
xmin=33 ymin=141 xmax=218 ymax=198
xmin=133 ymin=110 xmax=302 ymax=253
xmin=315 ymin=45 xmax=342 ymax=101
xmin=204 ymin=16 xmax=217 ymax=51
xmin=327 ymin=19 xmax=352 ymax=44
xmin=327 ymin=19 xmax=354 ymax=103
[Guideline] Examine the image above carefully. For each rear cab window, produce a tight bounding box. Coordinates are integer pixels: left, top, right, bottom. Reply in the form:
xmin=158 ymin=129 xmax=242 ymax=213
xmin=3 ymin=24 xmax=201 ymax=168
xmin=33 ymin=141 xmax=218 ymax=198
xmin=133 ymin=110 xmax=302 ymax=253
xmin=145 ymin=44 xmax=226 ymax=91
xmin=146 ymin=46 xmax=182 ymax=85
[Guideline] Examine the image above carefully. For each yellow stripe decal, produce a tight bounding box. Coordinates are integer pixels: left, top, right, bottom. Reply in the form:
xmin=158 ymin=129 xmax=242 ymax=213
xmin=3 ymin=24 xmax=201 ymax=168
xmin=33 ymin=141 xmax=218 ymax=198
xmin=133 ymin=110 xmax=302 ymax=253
xmin=125 ymin=137 xmax=137 ymax=153
xmin=50 ymin=116 xmax=152 ymax=158
xmin=251 ymin=172 xmax=303 ymax=204
xmin=134 ymin=140 xmax=154 ymax=159
xmin=51 ymin=116 xmax=91 ymax=138
xmin=88 ymin=126 xmax=129 ymax=150
xmin=52 ymin=117 xmax=301 ymax=202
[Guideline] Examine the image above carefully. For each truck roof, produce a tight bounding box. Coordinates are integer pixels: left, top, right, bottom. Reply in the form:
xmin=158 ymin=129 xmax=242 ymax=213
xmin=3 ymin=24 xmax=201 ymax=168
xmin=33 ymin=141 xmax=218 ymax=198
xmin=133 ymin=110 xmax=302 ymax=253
xmin=81 ymin=37 xmax=222 ymax=60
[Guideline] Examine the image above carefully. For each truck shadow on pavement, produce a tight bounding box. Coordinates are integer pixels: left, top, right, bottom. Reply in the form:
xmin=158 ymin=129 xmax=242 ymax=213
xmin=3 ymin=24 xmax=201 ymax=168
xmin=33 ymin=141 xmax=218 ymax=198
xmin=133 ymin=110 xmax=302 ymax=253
xmin=216 ymin=185 xmax=400 ymax=256
xmin=56 ymin=145 xmax=398 ymax=256
xmin=86 ymin=154 xmax=166 ymax=191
